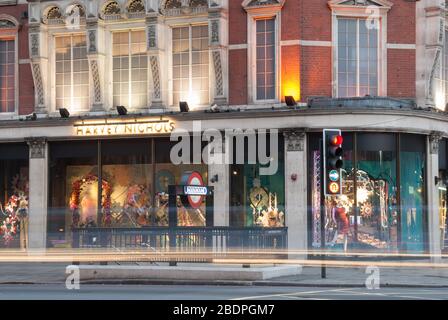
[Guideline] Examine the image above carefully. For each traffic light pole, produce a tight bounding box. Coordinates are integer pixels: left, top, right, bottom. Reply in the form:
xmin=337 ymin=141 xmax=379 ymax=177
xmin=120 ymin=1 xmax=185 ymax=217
xmin=319 ymin=138 xmax=326 ymax=279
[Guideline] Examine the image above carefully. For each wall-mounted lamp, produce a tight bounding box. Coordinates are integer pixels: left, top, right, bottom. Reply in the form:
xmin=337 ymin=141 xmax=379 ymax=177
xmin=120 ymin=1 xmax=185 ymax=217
xmin=179 ymin=101 xmax=189 ymax=113
xmin=116 ymin=105 xmax=128 ymax=116
xmin=291 ymin=173 xmax=297 ymax=181
xmin=210 ymin=174 xmax=219 ymax=183
xmin=25 ymin=112 xmax=37 ymax=121
xmin=285 ymin=96 xmax=297 ymax=108
xmin=59 ymin=108 xmax=70 ymax=118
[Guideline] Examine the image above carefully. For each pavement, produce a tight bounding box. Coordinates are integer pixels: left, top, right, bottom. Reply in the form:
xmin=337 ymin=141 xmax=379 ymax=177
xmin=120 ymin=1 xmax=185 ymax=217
xmin=0 ymin=284 xmax=446 ymax=300
xmin=1 ymin=261 xmax=448 ymax=288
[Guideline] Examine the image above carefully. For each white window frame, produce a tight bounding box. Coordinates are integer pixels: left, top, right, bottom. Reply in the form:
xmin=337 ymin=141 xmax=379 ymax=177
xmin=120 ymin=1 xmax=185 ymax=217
xmin=246 ymin=10 xmax=281 ymax=104
xmin=329 ymin=1 xmax=392 ymax=98
xmin=167 ymin=21 xmax=212 ymax=109
xmin=54 ymin=33 xmax=90 ymax=113
xmin=111 ymin=29 xmax=149 ymax=110
xmin=0 ymin=15 xmax=19 ymax=118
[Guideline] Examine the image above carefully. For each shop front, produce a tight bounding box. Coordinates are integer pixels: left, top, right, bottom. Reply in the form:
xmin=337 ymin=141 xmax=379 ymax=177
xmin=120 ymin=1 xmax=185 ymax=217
xmin=308 ymin=132 xmax=427 ymax=253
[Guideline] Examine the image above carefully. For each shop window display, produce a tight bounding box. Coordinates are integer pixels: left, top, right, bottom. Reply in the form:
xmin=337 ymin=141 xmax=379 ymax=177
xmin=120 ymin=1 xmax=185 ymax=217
xmin=400 ymin=134 xmax=426 ymax=252
xmin=230 ymin=135 xmax=285 ymax=228
xmin=0 ymin=143 xmax=29 ymax=248
xmin=48 ymin=138 xmax=210 ymax=247
xmin=309 ymin=133 xmax=426 ymax=253
xmin=154 ymin=138 xmax=207 ymax=227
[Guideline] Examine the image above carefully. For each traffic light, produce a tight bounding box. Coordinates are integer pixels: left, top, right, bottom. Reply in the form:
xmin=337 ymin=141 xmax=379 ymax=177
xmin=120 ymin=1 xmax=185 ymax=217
xmin=323 ymin=129 xmax=344 ymax=196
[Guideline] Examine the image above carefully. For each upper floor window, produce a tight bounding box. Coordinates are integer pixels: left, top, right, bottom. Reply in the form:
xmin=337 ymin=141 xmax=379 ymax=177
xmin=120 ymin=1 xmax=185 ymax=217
xmin=112 ymin=30 xmax=147 ymax=109
xmin=256 ymin=18 xmax=276 ymax=101
xmin=55 ymin=34 xmax=89 ymax=112
xmin=337 ymin=18 xmax=378 ymax=98
xmin=172 ymin=25 xmax=209 ymax=107
xmin=0 ymin=38 xmax=15 ymax=113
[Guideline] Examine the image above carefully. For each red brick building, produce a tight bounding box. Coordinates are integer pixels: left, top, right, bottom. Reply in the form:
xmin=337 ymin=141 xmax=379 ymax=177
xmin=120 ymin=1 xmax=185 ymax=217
xmin=0 ymin=0 xmax=447 ymax=257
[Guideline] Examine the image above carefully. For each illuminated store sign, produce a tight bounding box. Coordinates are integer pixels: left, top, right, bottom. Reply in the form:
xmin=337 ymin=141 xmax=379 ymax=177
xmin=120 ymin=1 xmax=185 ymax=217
xmin=74 ymin=119 xmax=175 ymax=136
xmin=184 ymin=186 xmax=208 ymax=196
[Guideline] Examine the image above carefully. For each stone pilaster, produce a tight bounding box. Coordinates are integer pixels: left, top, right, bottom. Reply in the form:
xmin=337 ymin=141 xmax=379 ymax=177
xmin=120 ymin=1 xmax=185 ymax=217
xmin=428 ymin=131 xmax=443 ymax=262
xmin=86 ymin=19 xmax=105 ymax=111
xmin=207 ymin=136 xmax=229 ymax=226
xmin=146 ymin=14 xmax=164 ymax=109
xmin=283 ymin=129 xmax=307 ymax=257
xmin=26 ymin=137 xmax=48 ymax=251
xmin=29 ymin=22 xmax=49 ymax=114
xmin=209 ymin=4 xmax=227 ymax=105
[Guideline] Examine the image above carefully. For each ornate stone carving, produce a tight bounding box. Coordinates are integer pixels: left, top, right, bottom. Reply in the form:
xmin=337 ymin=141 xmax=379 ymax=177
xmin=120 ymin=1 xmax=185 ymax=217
xmin=428 ymin=47 xmax=441 ymax=104
xmin=147 ymin=24 xmax=157 ymax=49
xmin=430 ymin=131 xmax=444 ymax=154
xmin=212 ymin=51 xmax=223 ymax=97
xmin=30 ymin=34 xmax=39 ymax=57
xmin=283 ymin=130 xmax=306 ymax=152
xmin=128 ymin=0 xmax=145 ymax=13
xmin=161 ymin=0 xmax=208 ymax=15
xmin=88 ymin=30 xmax=97 ymax=53
xmin=150 ymin=56 xmax=161 ymax=100
xmin=47 ymin=6 xmax=62 ymax=20
xmin=31 ymin=63 xmax=45 ymax=107
xmin=26 ymin=138 xmax=47 ymax=159
xmin=69 ymin=4 xmax=86 ymax=17
xmin=90 ymin=60 xmax=102 ymax=104
xmin=210 ymin=20 xmax=219 ymax=44
xmin=0 ymin=19 xmax=15 ymax=28
xmin=104 ymin=1 xmax=121 ymax=15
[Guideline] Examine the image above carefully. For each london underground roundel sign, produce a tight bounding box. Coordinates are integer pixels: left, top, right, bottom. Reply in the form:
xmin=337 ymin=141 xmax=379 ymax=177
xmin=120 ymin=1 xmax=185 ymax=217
xmin=185 ymin=171 xmax=205 ymax=209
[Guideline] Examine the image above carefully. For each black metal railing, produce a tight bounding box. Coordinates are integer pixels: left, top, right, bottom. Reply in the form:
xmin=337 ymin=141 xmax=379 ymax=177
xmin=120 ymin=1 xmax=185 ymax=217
xmin=71 ymin=226 xmax=287 ymax=262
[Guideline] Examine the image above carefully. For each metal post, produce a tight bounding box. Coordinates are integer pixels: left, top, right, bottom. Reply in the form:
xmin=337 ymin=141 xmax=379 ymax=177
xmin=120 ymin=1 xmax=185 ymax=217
xmin=320 ymin=138 xmax=326 ymax=279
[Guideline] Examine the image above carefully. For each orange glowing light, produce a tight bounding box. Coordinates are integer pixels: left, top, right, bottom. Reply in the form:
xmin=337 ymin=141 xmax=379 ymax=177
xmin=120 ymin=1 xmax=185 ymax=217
xmin=282 ymin=81 xmax=301 ymax=102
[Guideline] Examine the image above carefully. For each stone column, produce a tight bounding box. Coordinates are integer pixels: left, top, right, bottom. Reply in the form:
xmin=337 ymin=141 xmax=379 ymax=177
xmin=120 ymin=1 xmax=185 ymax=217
xmin=26 ymin=138 xmax=48 ymax=251
xmin=283 ymin=130 xmax=307 ymax=258
xmin=427 ymin=131 xmax=443 ymax=262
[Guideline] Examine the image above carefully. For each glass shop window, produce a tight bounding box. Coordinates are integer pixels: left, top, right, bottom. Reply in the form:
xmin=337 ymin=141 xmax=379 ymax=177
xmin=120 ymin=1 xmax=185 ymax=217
xmin=230 ymin=134 xmax=285 ymax=228
xmin=0 ymin=143 xmax=29 ymax=249
xmin=48 ymin=141 xmax=98 ymax=248
xmin=154 ymin=138 xmax=208 ymax=227
xmin=101 ymin=139 xmax=152 ymax=227
xmin=399 ymin=134 xmax=426 ymax=252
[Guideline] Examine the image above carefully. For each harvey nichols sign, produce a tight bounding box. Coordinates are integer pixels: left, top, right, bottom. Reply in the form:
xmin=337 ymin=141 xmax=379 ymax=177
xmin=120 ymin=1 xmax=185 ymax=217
xmin=75 ymin=119 xmax=175 ymax=136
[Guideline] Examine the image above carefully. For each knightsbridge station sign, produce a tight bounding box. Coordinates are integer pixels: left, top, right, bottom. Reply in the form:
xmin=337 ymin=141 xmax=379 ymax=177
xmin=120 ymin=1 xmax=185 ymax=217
xmin=74 ymin=118 xmax=175 ymax=136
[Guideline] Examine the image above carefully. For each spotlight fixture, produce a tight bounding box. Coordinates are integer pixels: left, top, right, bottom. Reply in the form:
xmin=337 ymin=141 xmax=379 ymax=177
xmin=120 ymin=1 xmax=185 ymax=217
xmin=116 ymin=105 xmax=128 ymax=116
xmin=210 ymin=104 xmax=219 ymax=113
xmin=210 ymin=174 xmax=219 ymax=183
xmin=59 ymin=108 xmax=70 ymax=118
xmin=285 ymin=96 xmax=297 ymax=107
xmin=179 ymin=101 xmax=189 ymax=113
xmin=25 ymin=112 xmax=37 ymax=121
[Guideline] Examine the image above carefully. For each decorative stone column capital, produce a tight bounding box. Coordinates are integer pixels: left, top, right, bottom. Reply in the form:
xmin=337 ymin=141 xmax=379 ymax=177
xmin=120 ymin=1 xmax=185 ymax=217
xmin=283 ymin=129 xmax=306 ymax=152
xmin=429 ymin=131 xmax=444 ymax=154
xmin=26 ymin=137 xmax=47 ymax=159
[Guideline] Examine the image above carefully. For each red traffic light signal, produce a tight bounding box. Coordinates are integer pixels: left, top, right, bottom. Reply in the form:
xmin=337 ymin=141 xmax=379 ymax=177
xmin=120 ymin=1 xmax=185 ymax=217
xmin=330 ymin=135 xmax=343 ymax=146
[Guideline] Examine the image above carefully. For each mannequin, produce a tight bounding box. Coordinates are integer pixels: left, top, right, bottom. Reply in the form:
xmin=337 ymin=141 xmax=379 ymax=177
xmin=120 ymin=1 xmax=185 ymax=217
xmin=332 ymin=199 xmax=350 ymax=252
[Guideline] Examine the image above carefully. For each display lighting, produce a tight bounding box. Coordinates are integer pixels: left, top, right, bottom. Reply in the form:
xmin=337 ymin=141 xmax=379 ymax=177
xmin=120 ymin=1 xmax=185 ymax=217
xmin=179 ymin=101 xmax=190 ymax=113
xmin=285 ymin=96 xmax=297 ymax=107
xmin=116 ymin=105 xmax=128 ymax=116
xmin=59 ymin=108 xmax=70 ymax=119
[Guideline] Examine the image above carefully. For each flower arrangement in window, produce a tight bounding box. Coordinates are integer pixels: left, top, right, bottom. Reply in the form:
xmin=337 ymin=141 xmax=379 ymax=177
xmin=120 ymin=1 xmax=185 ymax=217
xmin=0 ymin=174 xmax=28 ymax=246
xmin=70 ymin=174 xmax=112 ymax=228
xmin=123 ymin=184 xmax=151 ymax=226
